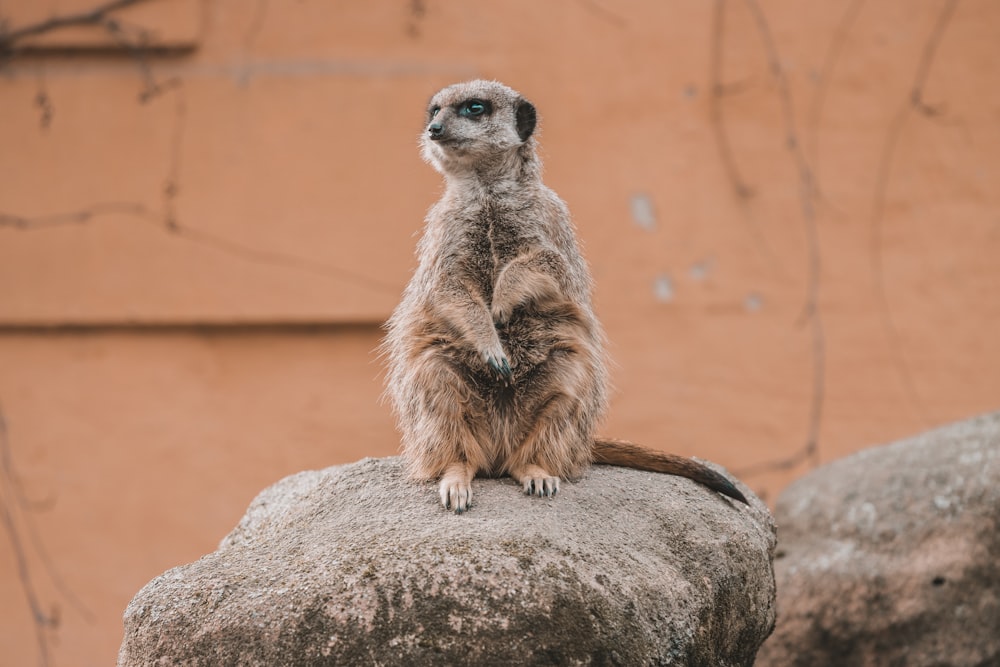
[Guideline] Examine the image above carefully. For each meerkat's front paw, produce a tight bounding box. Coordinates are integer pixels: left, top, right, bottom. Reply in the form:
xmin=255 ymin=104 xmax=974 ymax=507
xmin=439 ymin=475 xmax=473 ymax=514
xmin=482 ymin=346 xmax=512 ymax=382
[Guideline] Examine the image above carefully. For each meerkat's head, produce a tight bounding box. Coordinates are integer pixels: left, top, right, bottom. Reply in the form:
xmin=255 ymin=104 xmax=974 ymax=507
xmin=420 ymin=80 xmax=537 ymax=177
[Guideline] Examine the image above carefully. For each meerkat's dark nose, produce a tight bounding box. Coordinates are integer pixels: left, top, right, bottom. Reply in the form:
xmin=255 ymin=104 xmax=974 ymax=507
xmin=428 ymin=122 xmax=444 ymax=140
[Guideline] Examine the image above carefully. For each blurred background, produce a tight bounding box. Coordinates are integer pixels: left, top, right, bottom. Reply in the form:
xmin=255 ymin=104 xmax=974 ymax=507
xmin=1 ymin=0 xmax=997 ymax=664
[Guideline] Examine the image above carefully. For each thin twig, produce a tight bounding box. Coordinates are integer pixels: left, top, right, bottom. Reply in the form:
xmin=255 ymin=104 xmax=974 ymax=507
xmin=1 ymin=407 xmax=57 ymax=667
xmin=33 ymin=65 xmax=54 ymax=130
xmin=708 ymin=0 xmax=753 ymax=200
xmin=0 ymin=73 xmax=396 ymax=295
xmin=0 ymin=0 xmax=152 ymax=50
xmin=708 ymin=0 xmax=789 ymax=277
xmin=0 ymin=410 xmax=94 ymax=623
xmin=869 ymin=0 xmax=959 ymax=428
xmin=0 ymin=203 xmax=399 ymax=293
xmin=733 ymin=0 xmax=825 ymax=477
xmin=806 ymin=0 xmax=865 ymax=200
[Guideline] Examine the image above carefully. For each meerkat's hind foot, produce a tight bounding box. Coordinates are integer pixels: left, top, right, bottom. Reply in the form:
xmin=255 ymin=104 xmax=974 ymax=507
xmin=438 ymin=463 xmax=475 ymax=513
xmin=513 ymin=465 xmax=560 ymax=497
xmin=524 ymin=476 xmax=558 ymax=497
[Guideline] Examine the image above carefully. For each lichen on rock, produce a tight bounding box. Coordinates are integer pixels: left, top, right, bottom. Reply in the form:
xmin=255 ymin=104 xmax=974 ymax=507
xmin=758 ymin=412 xmax=1000 ymax=667
xmin=119 ymin=457 xmax=775 ymax=666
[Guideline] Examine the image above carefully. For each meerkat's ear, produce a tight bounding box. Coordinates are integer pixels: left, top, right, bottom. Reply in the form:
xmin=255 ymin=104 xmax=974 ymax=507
xmin=515 ymin=99 xmax=537 ymax=142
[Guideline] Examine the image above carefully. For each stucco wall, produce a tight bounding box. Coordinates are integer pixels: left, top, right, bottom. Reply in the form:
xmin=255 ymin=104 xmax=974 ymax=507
xmin=1 ymin=1 xmax=998 ymax=664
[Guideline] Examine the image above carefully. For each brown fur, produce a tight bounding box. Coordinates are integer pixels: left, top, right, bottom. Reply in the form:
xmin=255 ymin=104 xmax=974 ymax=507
xmin=383 ymin=80 xmax=747 ymax=512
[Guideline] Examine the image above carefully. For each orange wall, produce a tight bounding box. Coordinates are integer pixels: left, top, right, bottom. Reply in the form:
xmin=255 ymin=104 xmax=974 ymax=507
xmin=1 ymin=1 xmax=998 ymax=664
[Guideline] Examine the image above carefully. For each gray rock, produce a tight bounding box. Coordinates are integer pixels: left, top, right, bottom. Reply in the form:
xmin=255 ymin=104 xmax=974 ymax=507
xmin=757 ymin=412 xmax=1000 ymax=667
xmin=118 ymin=457 xmax=775 ymax=666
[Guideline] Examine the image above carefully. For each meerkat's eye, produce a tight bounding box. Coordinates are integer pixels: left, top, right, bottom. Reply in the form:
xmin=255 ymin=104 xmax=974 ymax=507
xmin=458 ymin=99 xmax=490 ymax=118
xmin=430 ymin=106 xmax=441 ymax=118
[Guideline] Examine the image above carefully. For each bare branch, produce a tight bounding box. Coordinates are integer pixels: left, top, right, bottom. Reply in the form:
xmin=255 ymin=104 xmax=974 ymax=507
xmin=1 ymin=405 xmax=69 ymax=667
xmin=869 ymin=0 xmax=960 ymax=428
xmin=806 ymin=0 xmax=865 ymax=200
xmin=0 ymin=75 xmax=397 ymax=295
xmin=0 ymin=200 xmax=399 ymax=294
xmin=724 ymin=0 xmax=826 ymax=478
xmin=0 ymin=0 xmax=153 ymax=51
xmin=707 ymin=0 xmax=790 ymax=277
xmin=708 ymin=0 xmax=754 ymax=200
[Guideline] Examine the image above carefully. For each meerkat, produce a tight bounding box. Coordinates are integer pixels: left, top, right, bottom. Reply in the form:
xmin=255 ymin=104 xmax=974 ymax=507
xmin=383 ymin=80 xmax=748 ymax=513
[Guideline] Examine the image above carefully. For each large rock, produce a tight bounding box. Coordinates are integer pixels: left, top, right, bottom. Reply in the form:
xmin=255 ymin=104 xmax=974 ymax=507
xmin=757 ymin=413 xmax=1000 ymax=667
xmin=119 ymin=457 xmax=775 ymax=666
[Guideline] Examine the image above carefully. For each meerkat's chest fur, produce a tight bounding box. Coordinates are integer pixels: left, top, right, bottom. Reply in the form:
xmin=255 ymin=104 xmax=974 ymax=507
xmin=436 ymin=195 xmax=546 ymax=304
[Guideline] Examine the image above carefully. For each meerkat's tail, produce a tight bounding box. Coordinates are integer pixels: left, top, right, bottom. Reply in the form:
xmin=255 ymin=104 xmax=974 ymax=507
xmin=592 ymin=438 xmax=749 ymax=505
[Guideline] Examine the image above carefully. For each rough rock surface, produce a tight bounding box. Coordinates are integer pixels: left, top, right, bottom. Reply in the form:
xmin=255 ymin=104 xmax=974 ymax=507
xmin=119 ymin=457 xmax=774 ymax=666
xmin=757 ymin=412 xmax=1000 ymax=667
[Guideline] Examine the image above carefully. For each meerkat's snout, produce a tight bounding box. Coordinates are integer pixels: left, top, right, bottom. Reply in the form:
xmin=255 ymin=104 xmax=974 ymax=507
xmin=427 ymin=121 xmax=445 ymax=140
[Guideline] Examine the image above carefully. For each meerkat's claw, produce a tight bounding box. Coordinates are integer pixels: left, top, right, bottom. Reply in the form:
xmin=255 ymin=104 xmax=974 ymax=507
xmin=486 ymin=354 xmax=513 ymax=381
xmin=522 ymin=475 xmax=559 ymax=498
xmin=440 ymin=477 xmax=473 ymax=513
